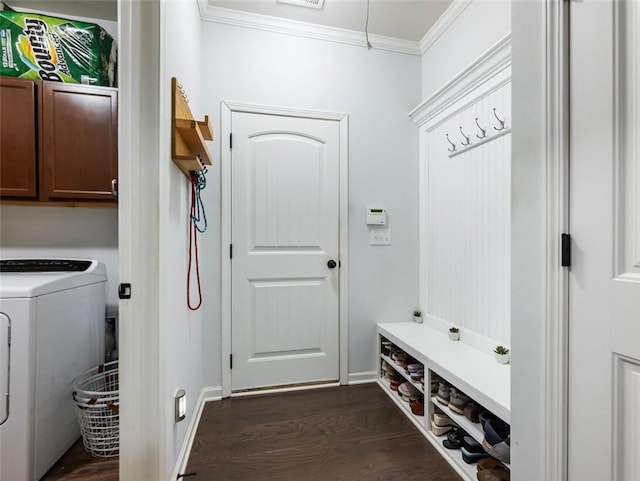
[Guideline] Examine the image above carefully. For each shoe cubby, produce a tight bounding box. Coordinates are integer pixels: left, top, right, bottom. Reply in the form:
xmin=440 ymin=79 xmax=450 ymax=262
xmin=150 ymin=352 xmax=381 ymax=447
xmin=378 ymin=343 xmax=425 ymax=429
xmin=377 ymin=322 xmax=511 ymax=481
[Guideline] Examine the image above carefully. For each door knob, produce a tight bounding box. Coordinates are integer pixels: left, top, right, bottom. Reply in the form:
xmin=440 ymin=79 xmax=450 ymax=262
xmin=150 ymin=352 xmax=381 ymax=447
xmin=327 ymin=259 xmax=337 ymax=269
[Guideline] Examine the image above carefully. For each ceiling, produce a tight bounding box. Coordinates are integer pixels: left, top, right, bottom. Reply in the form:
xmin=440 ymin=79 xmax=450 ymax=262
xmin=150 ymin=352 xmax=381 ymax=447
xmin=208 ymin=0 xmax=453 ymax=42
xmin=5 ymin=0 xmax=453 ymax=43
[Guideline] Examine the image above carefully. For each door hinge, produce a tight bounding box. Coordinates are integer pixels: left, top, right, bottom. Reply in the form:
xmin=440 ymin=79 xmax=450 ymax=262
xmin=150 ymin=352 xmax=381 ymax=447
xmin=118 ymin=283 xmax=132 ymax=299
xmin=230 ymin=354 xmax=233 ymax=369
xmin=561 ymin=233 xmax=571 ymax=267
xmin=230 ymin=244 xmax=233 ymax=259
xmin=229 ymin=133 xmax=233 ymax=149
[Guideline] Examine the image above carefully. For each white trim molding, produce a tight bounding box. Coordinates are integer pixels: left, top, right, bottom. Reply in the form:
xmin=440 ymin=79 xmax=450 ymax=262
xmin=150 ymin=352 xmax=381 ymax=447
xmin=409 ymin=34 xmax=511 ymax=127
xmin=220 ymin=101 xmax=349 ymax=397
xmin=118 ymin=0 xmax=163 ymax=479
xmin=510 ymin=1 xmax=568 ymax=479
xmin=419 ymin=0 xmax=473 ymax=54
xmin=348 ymin=371 xmax=377 ymax=385
xmin=543 ymin=3 xmax=569 ymax=481
xmin=197 ymin=2 xmax=421 ymax=55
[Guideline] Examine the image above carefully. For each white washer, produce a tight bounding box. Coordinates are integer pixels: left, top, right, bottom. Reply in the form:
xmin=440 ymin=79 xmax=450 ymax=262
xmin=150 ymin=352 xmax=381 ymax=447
xmin=0 ymin=259 xmax=106 ymax=481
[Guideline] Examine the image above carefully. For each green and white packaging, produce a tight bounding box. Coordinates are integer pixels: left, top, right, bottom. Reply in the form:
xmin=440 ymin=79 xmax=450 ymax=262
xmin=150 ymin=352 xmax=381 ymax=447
xmin=0 ymin=7 xmax=116 ymax=86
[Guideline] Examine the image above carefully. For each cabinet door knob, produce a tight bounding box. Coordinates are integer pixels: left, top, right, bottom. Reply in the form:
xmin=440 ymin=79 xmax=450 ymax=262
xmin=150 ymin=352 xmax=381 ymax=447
xmin=111 ymin=179 xmax=118 ymax=198
xmin=327 ymin=259 xmax=337 ymax=269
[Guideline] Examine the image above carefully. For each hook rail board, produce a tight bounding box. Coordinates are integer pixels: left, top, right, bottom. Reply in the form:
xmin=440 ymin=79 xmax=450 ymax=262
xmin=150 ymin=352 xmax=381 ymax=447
xmin=171 ymin=77 xmax=214 ymax=179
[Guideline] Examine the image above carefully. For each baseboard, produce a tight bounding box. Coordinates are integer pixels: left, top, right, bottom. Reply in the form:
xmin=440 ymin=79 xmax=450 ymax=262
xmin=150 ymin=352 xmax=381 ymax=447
xmin=348 ymin=371 xmax=377 ymax=385
xmin=171 ymin=386 xmax=222 ymax=480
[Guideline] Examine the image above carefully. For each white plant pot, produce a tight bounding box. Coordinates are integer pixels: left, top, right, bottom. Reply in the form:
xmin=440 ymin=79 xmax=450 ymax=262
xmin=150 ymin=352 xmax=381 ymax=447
xmin=413 ymin=315 xmax=423 ymax=324
xmin=494 ymin=352 xmax=510 ymax=364
xmin=448 ymin=331 xmax=460 ymax=341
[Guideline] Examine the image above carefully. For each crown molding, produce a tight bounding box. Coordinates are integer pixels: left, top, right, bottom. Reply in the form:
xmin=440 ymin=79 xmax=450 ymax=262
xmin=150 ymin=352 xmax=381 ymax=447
xmin=409 ymin=33 xmax=511 ymax=127
xmin=419 ymin=0 xmax=473 ymax=55
xmin=197 ymin=1 xmax=422 ymax=56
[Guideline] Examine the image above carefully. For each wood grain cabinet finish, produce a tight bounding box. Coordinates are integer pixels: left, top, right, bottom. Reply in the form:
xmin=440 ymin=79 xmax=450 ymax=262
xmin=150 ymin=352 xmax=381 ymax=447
xmin=42 ymin=82 xmax=118 ymax=201
xmin=0 ymin=77 xmax=40 ymax=198
xmin=0 ymin=76 xmax=117 ymax=203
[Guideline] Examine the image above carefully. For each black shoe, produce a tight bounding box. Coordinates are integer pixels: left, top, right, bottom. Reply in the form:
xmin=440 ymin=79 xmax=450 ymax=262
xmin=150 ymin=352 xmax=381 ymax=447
xmin=442 ymin=427 xmax=466 ymax=449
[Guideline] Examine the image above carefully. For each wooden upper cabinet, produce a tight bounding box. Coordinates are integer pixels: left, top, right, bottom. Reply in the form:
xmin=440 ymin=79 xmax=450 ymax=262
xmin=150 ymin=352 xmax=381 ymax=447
xmin=42 ymin=82 xmax=118 ymax=201
xmin=0 ymin=77 xmax=39 ymax=198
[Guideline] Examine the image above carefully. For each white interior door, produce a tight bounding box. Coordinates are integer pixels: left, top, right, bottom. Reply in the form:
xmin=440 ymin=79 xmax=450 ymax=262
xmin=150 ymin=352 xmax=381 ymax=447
xmin=569 ymin=1 xmax=640 ymax=480
xmin=230 ymin=111 xmax=340 ymax=391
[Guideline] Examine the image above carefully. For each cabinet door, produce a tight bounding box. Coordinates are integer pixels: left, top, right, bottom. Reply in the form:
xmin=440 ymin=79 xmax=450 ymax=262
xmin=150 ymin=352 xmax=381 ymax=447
xmin=42 ymin=83 xmax=117 ymax=201
xmin=0 ymin=77 xmax=39 ymax=198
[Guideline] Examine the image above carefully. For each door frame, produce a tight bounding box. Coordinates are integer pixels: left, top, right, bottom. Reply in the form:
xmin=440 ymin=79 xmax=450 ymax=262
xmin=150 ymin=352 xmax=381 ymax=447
xmin=220 ymin=101 xmax=349 ymax=398
xmin=512 ymin=1 xmax=569 ymax=480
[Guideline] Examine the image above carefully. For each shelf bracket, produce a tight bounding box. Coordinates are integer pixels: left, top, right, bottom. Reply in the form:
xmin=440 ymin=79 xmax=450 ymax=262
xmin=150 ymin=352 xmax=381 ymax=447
xmin=171 ymin=77 xmax=214 ymax=180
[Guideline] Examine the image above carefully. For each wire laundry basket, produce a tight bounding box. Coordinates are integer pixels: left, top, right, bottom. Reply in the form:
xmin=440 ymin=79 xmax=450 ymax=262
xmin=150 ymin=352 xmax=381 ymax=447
xmin=72 ymin=360 xmax=119 ymax=457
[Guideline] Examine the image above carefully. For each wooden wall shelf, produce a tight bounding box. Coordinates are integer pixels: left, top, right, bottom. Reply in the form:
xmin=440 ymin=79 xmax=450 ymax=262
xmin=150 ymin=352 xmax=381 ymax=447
xmin=171 ymin=77 xmax=213 ymax=179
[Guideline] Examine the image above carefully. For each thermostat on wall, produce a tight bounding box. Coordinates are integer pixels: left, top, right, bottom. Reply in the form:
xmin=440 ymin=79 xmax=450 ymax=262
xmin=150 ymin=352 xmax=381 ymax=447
xmin=366 ymin=208 xmax=387 ymax=225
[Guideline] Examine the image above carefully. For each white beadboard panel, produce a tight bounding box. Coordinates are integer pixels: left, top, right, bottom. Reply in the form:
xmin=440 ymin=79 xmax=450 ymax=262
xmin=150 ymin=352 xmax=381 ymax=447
xmin=425 ymin=81 xmax=511 ymax=345
xmin=615 ymin=356 xmax=640 ymax=481
xmin=251 ymin=133 xmax=324 ymax=250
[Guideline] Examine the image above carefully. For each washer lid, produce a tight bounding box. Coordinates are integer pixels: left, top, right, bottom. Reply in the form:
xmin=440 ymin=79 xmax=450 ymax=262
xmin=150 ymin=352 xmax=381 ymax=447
xmin=0 ymin=259 xmax=107 ymax=298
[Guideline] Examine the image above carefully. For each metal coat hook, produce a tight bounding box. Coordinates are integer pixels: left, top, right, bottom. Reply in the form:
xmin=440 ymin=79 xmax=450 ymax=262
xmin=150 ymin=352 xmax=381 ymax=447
xmin=493 ymin=108 xmax=505 ymax=131
xmin=178 ymin=83 xmax=189 ymax=103
xmin=446 ymin=133 xmax=456 ymax=153
xmin=475 ymin=117 xmax=487 ymax=139
xmin=459 ymin=126 xmax=471 ymax=146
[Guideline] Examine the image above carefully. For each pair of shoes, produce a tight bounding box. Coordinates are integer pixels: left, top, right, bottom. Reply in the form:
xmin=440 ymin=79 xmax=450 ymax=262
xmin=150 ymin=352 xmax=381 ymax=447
xmin=389 ymin=374 xmax=402 ymax=391
xmin=381 ymin=361 xmax=394 ymax=375
xmin=433 ymin=412 xmax=456 ymax=428
xmin=442 ymin=426 xmax=467 ymax=449
xmin=461 ymin=436 xmax=490 ymax=464
xmin=381 ymin=339 xmax=392 ymax=356
xmin=464 ymin=402 xmax=480 ymax=423
xmin=477 ymin=464 xmax=510 ymax=481
xmin=398 ymin=382 xmax=421 ymax=401
xmin=410 ymin=398 xmax=424 ymax=416
xmin=479 ymin=410 xmax=497 ymax=428
xmin=477 ymin=458 xmax=505 ymax=470
xmin=407 ymin=362 xmax=423 ymax=373
xmin=482 ymin=419 xmax=511 ymax=464
xmin=431 ymin=412 xmax=457 ymax=435
xmin=431 ymin=420 xmax=453 ymax=436
xmin=408 ymin=363 xmax=424 ymax=381
xmin=391 ymin=351 xmax=408 ymax=368
xmin=436 ymin=382 xmax=451 ymax=405
xmin=449 ymin=390 xmax=471 ymax=414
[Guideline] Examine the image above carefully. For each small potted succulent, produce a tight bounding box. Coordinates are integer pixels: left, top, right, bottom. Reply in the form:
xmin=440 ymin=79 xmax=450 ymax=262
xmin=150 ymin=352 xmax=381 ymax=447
xmin=413 ymin=310 xmax=423 ymax=324
xmin=494 ymin=346 xmax=510 ymax=364
xmin=448 ymin=327 xmax=460 ymax=341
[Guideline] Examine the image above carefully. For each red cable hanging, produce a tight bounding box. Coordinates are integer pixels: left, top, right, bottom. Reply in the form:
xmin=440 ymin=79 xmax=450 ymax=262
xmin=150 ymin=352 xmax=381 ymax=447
xmin=187 ymin=172 xmax=203 ymax=310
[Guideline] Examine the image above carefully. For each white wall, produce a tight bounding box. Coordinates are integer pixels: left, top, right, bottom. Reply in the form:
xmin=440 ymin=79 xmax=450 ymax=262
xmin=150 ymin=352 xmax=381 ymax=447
xmin=421 ymin=0 xmax=510 ymax=101
xmin=0 ymin=205 xmax=119 ymax=307
xmin=160 ymin=0 xmax=211 ymax=477
xmin=200 ymin=21 xmax=422 ymax=379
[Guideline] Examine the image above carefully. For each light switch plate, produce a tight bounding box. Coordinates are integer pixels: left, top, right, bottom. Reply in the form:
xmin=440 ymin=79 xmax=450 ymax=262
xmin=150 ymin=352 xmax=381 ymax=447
xmin=370 ymin=229 xmax=391 ymax=246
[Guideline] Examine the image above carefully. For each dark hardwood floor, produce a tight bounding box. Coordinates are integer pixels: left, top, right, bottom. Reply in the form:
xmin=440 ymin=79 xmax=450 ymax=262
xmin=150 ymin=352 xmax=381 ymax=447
xmin=41 ymin=439 xmax=119 ymax=481
xmin=184 ymin=384 xmax=461 ymax=481
xmin=42 ymin=384 xmax=462 ymax=481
